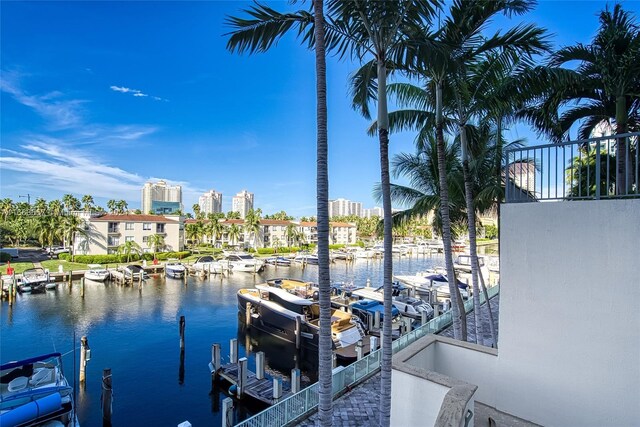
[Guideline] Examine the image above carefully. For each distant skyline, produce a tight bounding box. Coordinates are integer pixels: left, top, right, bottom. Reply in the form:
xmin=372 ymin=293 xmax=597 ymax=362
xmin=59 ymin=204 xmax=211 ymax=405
xmin=1 ymin=1 xmax=635 ymax=215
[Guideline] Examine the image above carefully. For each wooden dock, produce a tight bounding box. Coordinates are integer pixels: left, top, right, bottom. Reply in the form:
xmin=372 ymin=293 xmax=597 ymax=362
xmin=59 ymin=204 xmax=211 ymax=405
xmin=216 ymin=363 xmax=293 ymax=405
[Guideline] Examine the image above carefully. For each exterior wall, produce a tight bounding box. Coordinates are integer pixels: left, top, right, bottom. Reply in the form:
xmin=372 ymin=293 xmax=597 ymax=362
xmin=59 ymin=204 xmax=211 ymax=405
xmin=232 ymin=190 xmax=254 ymax=219
xmin=498 ymin=199 xmax=640 ymax=426
xmin=199 ymin=190 xmax=222 ymax=214
xmin=391 ymin=370 xmax=449 ymax=427
xmin=330 ymin=224 xmax=356 ymax=245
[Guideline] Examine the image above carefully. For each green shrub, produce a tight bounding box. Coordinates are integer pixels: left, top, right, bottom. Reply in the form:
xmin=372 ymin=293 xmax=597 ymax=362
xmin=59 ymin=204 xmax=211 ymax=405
xmin=328 ymin=244 xmax=345 ymax=250
xmin=0 ymin=252 xmax=11 ymax=262
xmin=257 ymin=248 xmax=275 ymax=255
xmin=484 ymin=224 xmax=498 ymax=240
xmin=58 ymin=253 xmax=71 ymax=261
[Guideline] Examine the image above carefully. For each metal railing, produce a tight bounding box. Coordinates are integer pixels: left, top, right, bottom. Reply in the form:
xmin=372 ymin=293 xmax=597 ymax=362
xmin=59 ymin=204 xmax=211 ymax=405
xmin=235 ymin=284 xmax=500 ymax=427
xmin=505 ymin=132 xmax=639 ymax=203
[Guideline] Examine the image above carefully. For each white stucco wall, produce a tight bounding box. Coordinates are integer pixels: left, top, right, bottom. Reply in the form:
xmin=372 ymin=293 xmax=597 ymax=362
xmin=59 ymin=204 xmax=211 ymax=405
xmin=498 ymin=199 xmax=640 ymax=426
xmin=391 ymin=369 xmax=449 ymax=427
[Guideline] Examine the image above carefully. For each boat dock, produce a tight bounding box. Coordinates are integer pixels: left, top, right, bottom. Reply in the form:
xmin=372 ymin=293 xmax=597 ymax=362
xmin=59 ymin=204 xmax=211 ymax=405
xmin=210 ymin=340 xmax=298 ymax=406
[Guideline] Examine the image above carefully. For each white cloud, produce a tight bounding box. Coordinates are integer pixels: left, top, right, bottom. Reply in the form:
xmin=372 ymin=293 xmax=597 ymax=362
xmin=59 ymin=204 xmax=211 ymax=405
xmin=110 ymin=85 xmax=166 ymax=101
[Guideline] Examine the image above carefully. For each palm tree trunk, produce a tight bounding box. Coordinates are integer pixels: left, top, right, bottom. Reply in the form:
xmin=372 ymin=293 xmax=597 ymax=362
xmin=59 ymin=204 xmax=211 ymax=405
xmin=475 ymin=256 xmax=498 ymax=348
xmin=377 ymin=57 xmax=393 ymax=427
xmin=460 ymin=125 xmax=483 ymax=344
xmin=313 ymin=2 xmax=332 ymax=425
xmin=615 ymin=95 xmax=628 ymax=195
xmin=435 ymin=81 xmax=465 ymax=340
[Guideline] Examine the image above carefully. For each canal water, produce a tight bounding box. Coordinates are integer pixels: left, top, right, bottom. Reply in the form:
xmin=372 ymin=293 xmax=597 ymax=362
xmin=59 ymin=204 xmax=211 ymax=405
xmin=0 ymin=255 xmax=444 ymax=426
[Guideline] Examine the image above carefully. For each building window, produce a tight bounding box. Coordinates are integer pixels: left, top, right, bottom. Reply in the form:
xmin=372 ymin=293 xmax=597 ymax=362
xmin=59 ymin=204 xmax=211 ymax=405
xmin=156 ymin=223 xmax=165 ymax=233
xmin=125 ymin=222 xmax=134 ymax=230
xmin=143 ymin=223 xmax=152 ymax=230
xmin=125 ymin=236 xmax=134 ymax=242
xmin=108 ymin=237 xmax=119 ymax=246
xmin=108 ymin=222 xmax=119 ymax=233
xmin=142 ymin=236 xmax=149 ymax=243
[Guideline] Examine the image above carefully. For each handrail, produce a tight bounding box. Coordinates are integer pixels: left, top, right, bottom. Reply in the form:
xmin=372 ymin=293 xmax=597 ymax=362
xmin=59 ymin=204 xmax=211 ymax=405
xmin=234 ymin=284 xmax=500 ymax=426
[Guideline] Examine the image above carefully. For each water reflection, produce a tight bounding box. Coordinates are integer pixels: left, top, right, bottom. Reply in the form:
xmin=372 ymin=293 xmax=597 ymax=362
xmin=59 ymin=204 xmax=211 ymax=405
xmin=1 ymin=254 xmax=443 ymax=425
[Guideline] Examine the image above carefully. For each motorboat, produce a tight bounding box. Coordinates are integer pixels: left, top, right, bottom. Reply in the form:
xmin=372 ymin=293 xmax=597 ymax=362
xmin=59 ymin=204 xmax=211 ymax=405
xmin=350 ymin=283 xmax=433 ymax=320
xmin=165 ymin=260 xmax=186 ymax=278
xmin=225 ymin=253 xmax=265 ymax=273
xmin=191 ymin=256 xmax=229 ymax=274
xmin=119 ymin=264 xmax=148 ymax=281
xmin=84 ymin=264 xmax=110 ymax=282
xmin=264 ymin=256 xmax=292 ymax=267
xmin=395 ymin=270 xmax=469 ymax=301
xmin=454 ymin=254 xmax=489 ymax=282
xmin=18 ymin=268 xmax=49 ymax=294
xmin=237 ymin=285 xmax=368 ymax=359
xmin=266 ymin=278 xmax=317 ymax=299
xmin=293 ymin=252 xmax=319 ymax=265
xmin=0 ymin=352 xmax=76 ymax=427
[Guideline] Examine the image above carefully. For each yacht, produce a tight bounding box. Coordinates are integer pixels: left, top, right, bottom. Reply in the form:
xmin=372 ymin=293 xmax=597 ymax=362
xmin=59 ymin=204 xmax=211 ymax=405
xmin=84 ymin=264 xmax=110 ymax=282
xmin=225 ymin=253 xmax=265 ymax=273
xmin=293 ymin=252 xmax=319 ymax=265
xmin=395 ymin=270 xmax=469 ymax=301
xmin=237 ymin=285 xmax=368 ymax=359
xmin=165 ymin=260 xmax=186 ymax=278
xmin=0 ymin=353 xmax=77 ymax=426
xmin=191 ymin=256 xmax=229 ymax=274
xmin=351 ymin=283 xmax=434 ymax=320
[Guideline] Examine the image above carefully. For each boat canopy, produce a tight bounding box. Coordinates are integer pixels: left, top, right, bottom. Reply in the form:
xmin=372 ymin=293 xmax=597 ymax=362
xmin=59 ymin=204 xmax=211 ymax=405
xmin=256 ymin=285 xmax=314 ymax=306
xmin=1 ymin=353 xmax=61 ymax=371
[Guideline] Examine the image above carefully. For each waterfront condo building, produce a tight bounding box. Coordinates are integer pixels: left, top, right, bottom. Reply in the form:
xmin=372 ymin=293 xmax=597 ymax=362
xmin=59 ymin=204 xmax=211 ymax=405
xmin=79 ymin=214 xmax=184 ymax=255
xmin=328 ymin=198 xmax=362 ymax=218
xmin=232 ymin=190 xmax=254 ymax=219
xmin=199 ymin=190 xmax=223 ymax=214
xmin=363 ymin=206 xmax=384 ymax=218
xmin=141 ymin=180 xmax=183 ymax=214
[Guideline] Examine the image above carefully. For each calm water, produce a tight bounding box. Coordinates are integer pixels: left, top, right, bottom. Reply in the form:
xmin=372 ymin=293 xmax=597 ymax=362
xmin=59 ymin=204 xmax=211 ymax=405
xmin=0 ymin=255 xmax=443 ymax=426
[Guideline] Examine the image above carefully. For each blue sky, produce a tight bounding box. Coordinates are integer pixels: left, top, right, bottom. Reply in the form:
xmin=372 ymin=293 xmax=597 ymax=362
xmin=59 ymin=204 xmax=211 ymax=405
xmin=1 ymin=1 xmax=638 ymax=216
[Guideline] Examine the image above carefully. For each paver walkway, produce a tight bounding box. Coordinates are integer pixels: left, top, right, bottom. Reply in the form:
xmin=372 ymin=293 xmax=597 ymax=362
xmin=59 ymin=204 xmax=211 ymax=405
xmin=295 ymin=295 xmax=501 ymax=426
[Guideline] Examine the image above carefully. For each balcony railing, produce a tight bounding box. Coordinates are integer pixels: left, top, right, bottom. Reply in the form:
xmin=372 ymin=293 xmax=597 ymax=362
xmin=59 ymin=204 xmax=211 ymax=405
xmin=505 ymin=132 xmax=639 ymax=203
xmin=234 ymin=285 xmax=500 ymax=427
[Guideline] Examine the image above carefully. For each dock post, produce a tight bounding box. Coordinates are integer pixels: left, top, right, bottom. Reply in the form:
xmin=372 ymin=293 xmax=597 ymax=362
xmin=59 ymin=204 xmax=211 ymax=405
xmin=366 ymin=278 xmax=371 ymax=288
xmin=374 ymin=311 xmax=381 ymax=330
xmin=370 ymin=336 xmax=378 ymax=352
xmin=291 ymin=368 xmax=300 ymax=393
xmin=421 ymin=310 xmax=428 ymax=325
xmin=230 ymin=338 xmax=238 ymax=364
xmin=404 ymin=317 xmax=413 ymax=333
xmin=221 ymin=397 xmax=234 ymax=427
xmin=255 ymin=351 xmax=265 ymax=380
xmin=179 ymin=316 xmax=186 ymax=350
xmin=237 ymin=357 xmax=247 ymax=398
xmin=245 ymin=302 xmax=251 ymax=327
xmin=356 ymin=340 xmax=364 ymax=360
xmin=80 ymin=336 xmax=89 ymax=383
xmin=209 ymin=343 xmax=221 ymax=375
xmin=8 ymin=276 xmax=14 ymax=306
xmin=295 ymin=316 xmax=302 ymax=350
xmin=81 ymin=277 xmax=85 ymax=298
xmin=68 ymin=270 xmax=72 ymax=285
xmin=272 ymin=378 xmax=282 ymax=401
xmin=367 ymin=313 xmax=373 ymax=331
xmin=332 ymin=352 xmax=337 ymax=369
xmin=433 ymin=303 xmax=440 ymax=318
xmin=101 ymin=368 xmax=113 ymax=425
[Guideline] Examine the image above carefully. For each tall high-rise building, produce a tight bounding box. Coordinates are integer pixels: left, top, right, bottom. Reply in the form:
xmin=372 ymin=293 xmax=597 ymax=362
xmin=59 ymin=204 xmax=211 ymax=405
xmin=199 ymin=190 xmax=223 ymax=215
xmin=363 ymin=207 xmax=384 ymax=218
xmin=141 ymin=180 xmax=182 ymax=214
xmin=232 ymin=190 xmax=254 ymax=219
xmin=328 ymin=198 xmax=363 ymax=217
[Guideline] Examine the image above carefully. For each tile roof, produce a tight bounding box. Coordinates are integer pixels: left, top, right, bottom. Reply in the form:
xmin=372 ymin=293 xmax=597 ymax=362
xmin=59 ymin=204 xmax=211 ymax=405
xmin=91 ymin=214 xmax=178 ymax=223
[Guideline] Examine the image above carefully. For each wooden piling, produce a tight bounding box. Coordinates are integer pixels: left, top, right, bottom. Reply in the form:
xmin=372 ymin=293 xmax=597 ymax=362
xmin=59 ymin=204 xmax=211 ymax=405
xmin=245 ymin=302 xmax=251 ymax=327
xmin=222 ymin=397 xmax=234 ymax=427
xmin=255 ymin=351 xmax=265 ymax=380
xmin=68 ymin=270 xmax=72 ymax=285
xmin=101 ymin=368 xmax=113 ymax=424
xmin=80 ymin=336 xmax=89 ymax=383
xmin=209 ymin=343 xmax=221 ymax=375
xmin=230 ymin=338 xmax=238 ymax=364
xmin=291 ymin=368 xmax=300 ymax=393
xmin=374 ymin=311 xmax=381 ymax=330
xmin=237 ymin=357 xmax=247 ymax=398
xmin=332 ymin=352 xmax=337 ymax=369
xmin=81 ymin=277 xmax=85 ymax=298
xmin=179 ymin=316 xmax=186 ymax=350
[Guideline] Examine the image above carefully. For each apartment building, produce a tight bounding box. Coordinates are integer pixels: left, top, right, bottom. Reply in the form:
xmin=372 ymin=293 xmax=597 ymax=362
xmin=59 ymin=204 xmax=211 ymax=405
xmin=328 ymin=198 xmax=362 ymax=218
xmin=199 ymin=190 xmax=223 ymax=214
xmin=232 ymin=190 xmax=254 ymax=219
xmin=84 ymin=214 xmax=184 ymax=255
xmin=141 ymin=180 xmax=182 ymax=214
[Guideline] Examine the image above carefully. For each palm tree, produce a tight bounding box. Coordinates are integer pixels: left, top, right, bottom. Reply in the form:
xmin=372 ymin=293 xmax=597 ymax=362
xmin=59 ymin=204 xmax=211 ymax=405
xmin=286 ymin=223 xmax=299 ymax=248
xmin=48 ymin=199 xmax=64 ymax=216
xmin=62 ymin=214 xmax=87 ymax=262
xmin=62 ymin=194 xmax=81 ymax=212
xmin=243 ymin=208 xmax=262 ymax=250
xmin=117 ymin=240 xmax=142 ymax=263
xmin=0 ymin=198 xmax=13 ymax=221
xmin=35 ymin=215 xmax=62 ymax=256
xmin=116 ymin=200 xmax=128 ymax=214
xmin=81 ymin=195 xmax=94 ymax=212
xmin=185 ymin=222 xmax=203 ymax=246
xmin=226 ymin=2 xmax=333 ymax=421
xmin=147 ymin=233 xmax=165 ymax=260
xmin=227 ymin=223 xmax=241 ymax=247
xmin=522 ymin=4 xmax=639 ymax=193
xmin=34 ymin=198 xmax=47 ymax=216
xmin=192 ymin=203 xmax=202 ymax=219
xmin=107 ymin=199 xmax=117 ymax=214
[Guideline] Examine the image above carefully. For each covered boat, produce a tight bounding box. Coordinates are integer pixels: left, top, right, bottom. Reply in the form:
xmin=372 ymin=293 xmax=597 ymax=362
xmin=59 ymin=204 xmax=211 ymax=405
xmin=165 ymin=260 xmax=186 ymax=278
xmin=84 ymin=264 xmax=110 ymax=282
xmin=18 ymin=268 xmax=49 ymax=294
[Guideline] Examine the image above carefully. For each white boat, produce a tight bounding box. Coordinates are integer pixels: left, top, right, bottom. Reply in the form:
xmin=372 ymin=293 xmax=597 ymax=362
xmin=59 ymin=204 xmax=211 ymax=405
xmin=191 ymin=256 xmax=229 ymax=274
xmin=84 ymin=264 xmax=110 ymax=282
xmin=18 ymin=268 xmax=49 ymax=294
xmin=394 ymin=270 xmax=469 ymax=300
xmin=293 ymin=253 xmax=319 ymax=265
xmin=348 ymin=247 xmax=376 ymax=259
xmin=454 ymin=254 xmax=489 ymax=282
xmin=165 ymin=260 xmax=186 ymax=278
xmin=118 ymin=264 xmax=148 ymax=280
xmin=351 ymin=284 xmax=434 ymax=320
xmin=225 ymin=253 xmax=265 ymax=273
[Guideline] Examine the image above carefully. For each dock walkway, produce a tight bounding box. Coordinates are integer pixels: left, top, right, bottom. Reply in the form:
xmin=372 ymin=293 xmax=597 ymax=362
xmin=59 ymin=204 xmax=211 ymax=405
xmin=216 ymin=363 xmax=292 ymax=405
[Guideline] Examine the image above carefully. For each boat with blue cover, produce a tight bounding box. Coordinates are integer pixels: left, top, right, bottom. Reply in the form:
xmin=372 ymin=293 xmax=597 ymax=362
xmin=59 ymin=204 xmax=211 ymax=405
xmin=0 ymin=352 xmax=77 ymax=426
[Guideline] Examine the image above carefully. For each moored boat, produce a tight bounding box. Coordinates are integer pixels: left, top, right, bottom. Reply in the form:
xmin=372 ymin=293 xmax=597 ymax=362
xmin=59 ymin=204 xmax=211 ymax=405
xmin=191 ymin=255 xmax=229 ymax=274
xmin=0 ymin=352 xmax=77 ymax=427
xmin=165 ymin=260 xmax=186 ymax=278
xmin=84 ymin=264 xmax=110 ymax=282
xmin=18 ymin=268 xmax=49 ymax=294
xmin=225 ymin=253 xmax=264 ymax=273
xmin=264 ymin=256 xmax=292 ymax=267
